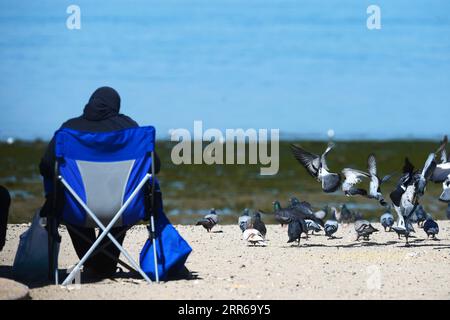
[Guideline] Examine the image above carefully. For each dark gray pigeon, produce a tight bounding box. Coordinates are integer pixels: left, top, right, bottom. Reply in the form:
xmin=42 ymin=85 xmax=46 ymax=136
xmin=251 ymin=211 xmax=267 ymax=238
xmin=238 ymin=208 xmax=252 ymax=232
xmin=287 ymin=218 xmax=304 ymax=246
xmin=196 ymin=208 xmax=218 ymax=232
xmin=290 ymin=143 xmax=341 ymax=193
xmin=288 ymin=197 xmax=324 ymax=226
xmin=447 ymin=203 xmax=450 ymax=220
xmin=354 ymin=219 xmax=379 ymax=241
xmin=324 ymin=208 xmax=339 ymax=239
xmin=272 ymin=200 xmax=308 ymax=235
xmin=423 ymin=215 xmax=439 ymax=239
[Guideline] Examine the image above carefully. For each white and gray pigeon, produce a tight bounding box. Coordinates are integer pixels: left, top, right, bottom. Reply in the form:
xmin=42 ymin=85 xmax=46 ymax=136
xmin=354 ymin=219 xmax=379 ymax=241
xmin=243 ymin=228 xmax=267 ymax=246
xmin=238 ymin=208 xmax=252 ymax=232
xmin=439 ymin=175 xmax=450 ymax=202
xmin=290 ymin=143 xmax=341 ymax=193
xmin=380 ymin=211 xmax=394 ymax=232
xmin=342 ymin=154 xmax=392 ymax=207
xmin=431 ymin=135 xmax=450 ymax=183
xmin=305 ymin=219 xmax=322 ymax=234
xmin=196 ymin=208 xmax=218 ymax=232
xmin=391 ymin=206 xmax=414 ymax=245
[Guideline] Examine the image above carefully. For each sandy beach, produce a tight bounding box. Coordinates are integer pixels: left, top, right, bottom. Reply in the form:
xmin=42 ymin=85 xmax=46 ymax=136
xmin=1 ymin=221 xmax=450 ymax=300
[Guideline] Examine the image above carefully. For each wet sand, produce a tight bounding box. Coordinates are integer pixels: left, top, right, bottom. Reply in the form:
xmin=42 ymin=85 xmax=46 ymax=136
xmin=1 ymin=222 xmax=450 ymax=300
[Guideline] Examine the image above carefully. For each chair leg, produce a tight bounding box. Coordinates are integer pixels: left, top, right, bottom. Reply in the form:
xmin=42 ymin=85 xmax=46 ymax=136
xmin=66 ymin=224 xmax=135 ymax=273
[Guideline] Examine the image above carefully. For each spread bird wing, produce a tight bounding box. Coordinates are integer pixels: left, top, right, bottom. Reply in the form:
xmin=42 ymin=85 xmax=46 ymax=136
xmin=290 ymin=144 xmax=321 ymax=177
xmin=403 ymin=157 xmax=415 ymax=174
xmin=320 ymin=142 xmax=335 ymax=171
xmin=367 ymin=154 xmax=377 ymax=177
xmin=342 ymin=168 xmax=370 ymax=191
xmin=436 ymin=135 xmax=448 ymax=161
xmin=421 ymin=153 xmax=437 ymax=180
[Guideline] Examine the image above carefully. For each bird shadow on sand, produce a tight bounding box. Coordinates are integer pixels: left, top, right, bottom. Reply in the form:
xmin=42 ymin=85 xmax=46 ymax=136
xmin=0 ymin=265 xmax=201 ymax=289
xmin=210 ymin=230 xmax=224 ymax=233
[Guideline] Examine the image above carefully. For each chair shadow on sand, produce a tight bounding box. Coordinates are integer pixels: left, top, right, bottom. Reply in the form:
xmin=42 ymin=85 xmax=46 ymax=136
xmin=0 ymin=265 xmax=201 ymax=289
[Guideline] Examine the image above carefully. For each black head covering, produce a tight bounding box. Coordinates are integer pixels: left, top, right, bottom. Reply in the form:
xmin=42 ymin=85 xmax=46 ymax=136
xmin=83 ymin=87 xmax=121 ymax=121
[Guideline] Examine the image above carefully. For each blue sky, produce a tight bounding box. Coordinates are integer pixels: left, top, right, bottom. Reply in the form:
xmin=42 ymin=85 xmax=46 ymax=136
xmin=0 ymin=0 xmax=449 ymax=141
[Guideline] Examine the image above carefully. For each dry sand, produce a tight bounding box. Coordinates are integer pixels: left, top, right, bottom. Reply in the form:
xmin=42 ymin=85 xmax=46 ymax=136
xmin=1 ymin=222 xmax=450 ymax=300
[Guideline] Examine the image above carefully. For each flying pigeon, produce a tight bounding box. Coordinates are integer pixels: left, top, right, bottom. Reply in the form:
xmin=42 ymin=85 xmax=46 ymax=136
xmin=431 ymin=135 xmax=450 ymax=183
xmin=305 ymin=219 xmax=322 ymax=234
xmin=238 ymin=208 xmax=252 ymax=232
xmin=416 ymin=153 xmax=437 ymax=196
xmin=196 ymin=208 xmax=218 ymax=232
xmin=342 ymin=154 xmax=392 ymax=207
xmin=251 ymin=211 xmax=267 ymax=238
xmin=380 ymin=211 xmax=394 ymax=232
xmin=439 ymin=175 xmax=450 ymax=202
xmin=243 ymin=228 xmax=267 ymax=246
xmin=290 ymin=143 xmax=341 ymax=193
xmin=423 ymin=215 xmax=439 ymax=239
xmin=354 ymin=219 xmax=379 ymax=241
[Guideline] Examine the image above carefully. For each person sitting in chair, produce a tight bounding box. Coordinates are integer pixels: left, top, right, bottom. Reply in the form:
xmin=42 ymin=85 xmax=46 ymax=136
xmin=39 ymin=86 xmax=161 ymax=277
xmin=0 ymin=185 xmax=11 ymax=251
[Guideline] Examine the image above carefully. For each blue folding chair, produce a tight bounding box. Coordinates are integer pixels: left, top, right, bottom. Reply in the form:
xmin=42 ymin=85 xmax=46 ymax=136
xmin=47 ymin=126 xmax=159 ymax=285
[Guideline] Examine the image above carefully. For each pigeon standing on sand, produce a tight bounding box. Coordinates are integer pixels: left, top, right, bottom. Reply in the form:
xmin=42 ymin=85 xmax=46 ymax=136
xmin=423 ymin=215 xmax=439 ymax=239
xmin=251 ymin=211 xmax=267 ymax=238
xmin=238 ymin=208 xmax=252 ymax=232
xmin=289 ymin=197 xmax=324 ymax=226
xmin=412 ymin=205 xmax=427 ymax=228
xmin=340 ymin=204 xmax=362 ymax=223
xmin=380 ymin=211 xmax=394 ymax=232
xmin=354 ymin=219 xmax=379 ymax=241
xmin=243 ymin=228 xmax=267 ymax=246
xmin=391 ymin=206 xmax=413 ymax=245
xmin=196 ymin=208 xmax=218 ymax=232
xmin=324 ymin=207 xmax=339 ymax=239
xmin=272 ymin=201 xmax=308 ymax=235
xmin=287 ymin=218 xmax=304 ymax=246
xmin=305 ymin=219 xmax=322 ymax=234
xmin=290 ymin=143 xmax=341 ymax=193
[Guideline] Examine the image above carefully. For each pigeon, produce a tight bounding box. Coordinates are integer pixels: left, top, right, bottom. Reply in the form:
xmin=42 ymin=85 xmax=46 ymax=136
xmin=251 ymin=211 xmax=267 ymax=238
xmin=391 ymin=206 xmax=413 ymax=245
xmin=287 ymin=218 xmax=304 ymax=246
xmin=412 ymin=204 xmax=427 ymax=228
xmin=196 ymin=208 xmax=218 ymax=232
xmin=324 ymin=207 xmax=339 ymax=239
xmin=354 ymin=219 xmax=379 ymax=241
xmin=313 ymin=206 xmax=328 ymax=220
xmin=431 ymin=135 xmax=450 ymax=183
xmin=289 ymin=197 xmax=324 ymax=226
xmin=305 ymin=219 xmax=322 ymax=234
xmin=416 ymin=153 xmax=437 ymax=196
xmin=423 ymin=215 xmax=439 ymax=239
xmin=238 ymin=208 xmax=252 ymax=232
xmin=390 ymin=158 xmax=416 ymax=208
xmin=380 ymin=211 xmax=394 ymax=231
xmin=342 ymin=154 xmax=392 ymax=206
xmin=272 ymin=201 xmax=308 ymax=231
xmin=243 ymin=228 xmax=267 ymax=246
xmin=290 ymin=143 xmax=341 ymax=193
xmin=439 ymin=175 xmax=450 ymax=202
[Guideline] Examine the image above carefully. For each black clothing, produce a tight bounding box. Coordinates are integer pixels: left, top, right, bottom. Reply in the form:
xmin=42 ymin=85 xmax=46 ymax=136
xmin=39 ymin=87 xmax=160 ymax=276
xmin=39 ymin=86 xmax=160 ymax=180
xmin=0 ymin=185 xmax=11 ymax=251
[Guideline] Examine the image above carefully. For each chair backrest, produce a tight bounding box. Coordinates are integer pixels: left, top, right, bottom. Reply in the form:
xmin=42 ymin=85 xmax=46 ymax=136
xmin=54 ymin=126 xmax=156 ymax=228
